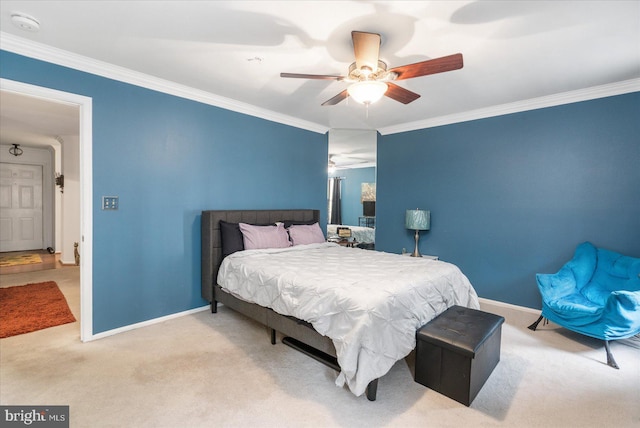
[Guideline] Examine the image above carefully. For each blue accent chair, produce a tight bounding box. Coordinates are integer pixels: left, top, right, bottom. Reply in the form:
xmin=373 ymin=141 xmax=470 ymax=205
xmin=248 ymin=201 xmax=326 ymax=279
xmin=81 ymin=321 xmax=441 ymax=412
xmin=528 ymin=242 xmax=640 ymax=369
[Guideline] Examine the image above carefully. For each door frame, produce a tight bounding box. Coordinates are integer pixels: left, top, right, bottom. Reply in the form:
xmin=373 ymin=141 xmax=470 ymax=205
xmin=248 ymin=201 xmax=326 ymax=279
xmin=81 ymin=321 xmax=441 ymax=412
xmin=1 ymin=78 xmax=94 ymax=342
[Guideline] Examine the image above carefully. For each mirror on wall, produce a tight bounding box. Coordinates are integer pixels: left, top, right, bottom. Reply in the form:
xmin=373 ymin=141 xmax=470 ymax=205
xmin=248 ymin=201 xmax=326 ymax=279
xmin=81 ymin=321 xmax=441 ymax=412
xmin=327 ymin=129 xmax=377 ymax=249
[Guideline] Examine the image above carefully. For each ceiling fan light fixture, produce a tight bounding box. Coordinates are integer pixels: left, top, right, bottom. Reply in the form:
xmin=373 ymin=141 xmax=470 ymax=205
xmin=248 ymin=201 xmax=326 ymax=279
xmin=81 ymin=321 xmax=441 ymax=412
xmin=281 ymin=31 xmax=461 ymax=107
xmin=347 ymin=81 xmax=388 ymax=105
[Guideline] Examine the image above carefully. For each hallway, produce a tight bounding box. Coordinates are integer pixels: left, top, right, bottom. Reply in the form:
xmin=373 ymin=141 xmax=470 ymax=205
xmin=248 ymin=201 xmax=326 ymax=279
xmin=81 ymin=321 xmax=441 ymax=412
xmin=0 ymin=250 xmax=65 ymax=275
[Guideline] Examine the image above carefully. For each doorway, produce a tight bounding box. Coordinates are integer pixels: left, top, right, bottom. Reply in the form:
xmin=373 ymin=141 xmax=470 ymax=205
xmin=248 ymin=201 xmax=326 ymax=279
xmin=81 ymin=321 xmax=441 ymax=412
xmin=0 ymin=78 xmax=94 ymax=341
xmin=0 ymin=163 xmax=44 ymax=252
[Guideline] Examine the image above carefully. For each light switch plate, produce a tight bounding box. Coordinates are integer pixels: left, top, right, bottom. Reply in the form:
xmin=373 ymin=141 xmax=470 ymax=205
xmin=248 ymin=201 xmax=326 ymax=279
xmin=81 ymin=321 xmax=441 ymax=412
xmin=102 ymin=196 xmax=119 ymax=210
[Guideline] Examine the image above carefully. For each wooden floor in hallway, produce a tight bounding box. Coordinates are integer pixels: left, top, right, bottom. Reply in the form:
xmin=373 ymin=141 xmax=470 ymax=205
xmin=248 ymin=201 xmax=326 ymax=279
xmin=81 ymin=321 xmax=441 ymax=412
xmin=0 ymin=250 xmax=65 ymax=276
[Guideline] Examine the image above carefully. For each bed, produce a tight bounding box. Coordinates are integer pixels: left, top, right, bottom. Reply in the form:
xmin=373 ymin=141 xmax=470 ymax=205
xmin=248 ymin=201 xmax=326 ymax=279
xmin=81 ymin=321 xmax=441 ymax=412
xmin=327 ymin=224 xmax=375 ymax=247
xmin=201 ymin=209 xmax=480 ymax=400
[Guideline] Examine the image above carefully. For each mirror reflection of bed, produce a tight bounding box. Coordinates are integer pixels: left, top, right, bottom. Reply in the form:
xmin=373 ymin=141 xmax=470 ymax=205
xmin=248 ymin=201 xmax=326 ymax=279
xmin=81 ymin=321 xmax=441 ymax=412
xmin=327 ymin=224 xmax=375 ymax=250
xmin=326 ymin=192 xmax=375 ymax=249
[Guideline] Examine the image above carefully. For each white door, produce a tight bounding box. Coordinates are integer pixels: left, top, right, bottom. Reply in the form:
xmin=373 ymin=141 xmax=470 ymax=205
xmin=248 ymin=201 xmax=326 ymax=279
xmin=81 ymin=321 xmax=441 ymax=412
xmin=0 ymin=163 xmax=44 ymax=252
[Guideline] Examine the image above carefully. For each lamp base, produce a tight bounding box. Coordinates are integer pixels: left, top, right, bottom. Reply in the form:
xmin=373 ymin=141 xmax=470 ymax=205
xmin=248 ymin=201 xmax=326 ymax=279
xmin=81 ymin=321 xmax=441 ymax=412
xmin=411 ymin=229 xmax=422 ymax=257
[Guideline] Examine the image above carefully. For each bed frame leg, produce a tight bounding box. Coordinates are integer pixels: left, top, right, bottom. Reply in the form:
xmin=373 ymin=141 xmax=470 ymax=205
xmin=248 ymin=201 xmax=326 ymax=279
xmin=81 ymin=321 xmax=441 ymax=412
xmin=270 ymin=328 xmax=276 ymax=345
xmin=211 ymin=300 xmax=217 ymax=313
xmin=528 ymin=314 xmax=544 ymax=331
xmin=365 ymin=379 xmax=378 ymax=401
xmin=605 ymin=341 xmax=619 ymax=369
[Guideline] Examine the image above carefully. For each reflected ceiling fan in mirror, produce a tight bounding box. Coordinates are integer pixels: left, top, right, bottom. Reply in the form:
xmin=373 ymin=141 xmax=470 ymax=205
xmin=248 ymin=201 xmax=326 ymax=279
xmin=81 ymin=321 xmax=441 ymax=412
xmin=281 ymin=31 xmax=463 ymax=106
xmin=329 ymin=153 xmax=370 ymax=167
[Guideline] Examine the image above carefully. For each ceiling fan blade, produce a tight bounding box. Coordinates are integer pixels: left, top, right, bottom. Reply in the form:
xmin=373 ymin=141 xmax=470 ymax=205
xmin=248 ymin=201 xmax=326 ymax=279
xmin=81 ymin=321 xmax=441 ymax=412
xmin=385 ymin=83 xmax=420 ymax=104
xmin=321 ymin=90 xmax=349 ymax=106
xmin=352 ymin=31 xmax=381 ymax=72
xmin=390 ymin=53 xmax=463 ymax=80
xmin=280 ymin=72 xmax=344 ymax=80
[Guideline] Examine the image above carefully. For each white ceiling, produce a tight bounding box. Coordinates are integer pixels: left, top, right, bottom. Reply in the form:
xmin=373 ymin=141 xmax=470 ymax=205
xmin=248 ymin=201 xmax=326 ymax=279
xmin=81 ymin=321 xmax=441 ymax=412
xmin=0 ymin=90 xmax=78 ymax=147
xmin=1 ymin=1 xmax=639 ymax=163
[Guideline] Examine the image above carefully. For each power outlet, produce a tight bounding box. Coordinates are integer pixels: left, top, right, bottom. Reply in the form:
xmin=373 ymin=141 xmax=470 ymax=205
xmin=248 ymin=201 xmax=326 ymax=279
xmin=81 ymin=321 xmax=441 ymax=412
xmin=102 ymin=196 xmax=119 ymax=210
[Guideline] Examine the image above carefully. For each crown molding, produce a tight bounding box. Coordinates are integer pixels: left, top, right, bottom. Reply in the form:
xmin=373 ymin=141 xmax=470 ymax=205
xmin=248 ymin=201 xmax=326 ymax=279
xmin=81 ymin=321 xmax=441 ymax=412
xmin=0 ymin=32 xmax=329 ymax=135
xmin=3 ymin=32 xmax=637 ymax=137
xmin=378 ymin=78 xmax=640 ymax=135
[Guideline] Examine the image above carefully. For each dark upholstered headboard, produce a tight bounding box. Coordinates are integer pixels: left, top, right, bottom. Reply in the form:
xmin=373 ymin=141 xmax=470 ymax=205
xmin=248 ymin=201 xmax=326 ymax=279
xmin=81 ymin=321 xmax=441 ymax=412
xmin=201 ymin=209 xmax=321 ymax=302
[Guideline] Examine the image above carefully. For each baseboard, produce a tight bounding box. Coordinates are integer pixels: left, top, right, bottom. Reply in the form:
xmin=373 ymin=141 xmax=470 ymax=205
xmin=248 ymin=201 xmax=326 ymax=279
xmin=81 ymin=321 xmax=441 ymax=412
xmin=87 ymin=305 xmax=209 ymax=342
xmin=479 ymin=297 xmax=539 ymax=314
xmin=84 ymin=298 xmax=537 ymax=342
xmin=478 ymin=297 xmax=540 ymax=327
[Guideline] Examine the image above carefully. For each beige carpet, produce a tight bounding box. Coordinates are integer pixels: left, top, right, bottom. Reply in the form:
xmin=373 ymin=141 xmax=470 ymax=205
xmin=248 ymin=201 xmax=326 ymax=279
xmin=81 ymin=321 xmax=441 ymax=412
xmin=1 ymin=267 xmax=638 ymax=427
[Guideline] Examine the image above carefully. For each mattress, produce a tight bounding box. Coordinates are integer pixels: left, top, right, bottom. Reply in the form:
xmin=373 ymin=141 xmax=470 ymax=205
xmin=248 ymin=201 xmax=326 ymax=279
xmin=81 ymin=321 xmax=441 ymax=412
xmin=327 ymin=224 xmax=375 ymax=244
xmin=217 ymin=242 xmax=480 ymax=397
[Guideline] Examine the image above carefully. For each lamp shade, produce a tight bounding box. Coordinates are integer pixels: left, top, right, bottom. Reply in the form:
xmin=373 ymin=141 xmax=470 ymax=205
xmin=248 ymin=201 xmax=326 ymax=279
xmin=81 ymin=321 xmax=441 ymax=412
xmin=347 ymin=81 xmax=388 ymax=104
xmin=405 ymin=209 xmax=430 ymax=231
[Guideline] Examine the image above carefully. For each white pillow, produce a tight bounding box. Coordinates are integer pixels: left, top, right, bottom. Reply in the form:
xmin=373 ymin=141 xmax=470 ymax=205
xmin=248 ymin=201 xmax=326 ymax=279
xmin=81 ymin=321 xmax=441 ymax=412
xmin=239 ymin=223 xmax=292 ymax=250
xmin=287 ymin=222 xmax=326 ymax=246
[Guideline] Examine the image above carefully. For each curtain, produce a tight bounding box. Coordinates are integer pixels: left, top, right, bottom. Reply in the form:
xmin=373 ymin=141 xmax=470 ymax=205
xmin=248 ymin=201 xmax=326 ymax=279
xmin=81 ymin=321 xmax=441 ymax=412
xmin=328 ymin=177 xmax=342 ymax=225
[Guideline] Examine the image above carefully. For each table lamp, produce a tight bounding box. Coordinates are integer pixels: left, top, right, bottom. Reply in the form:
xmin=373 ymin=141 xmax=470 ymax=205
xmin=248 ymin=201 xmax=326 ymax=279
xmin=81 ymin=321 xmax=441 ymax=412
xmin=405 ymin=209 xmax=430 ymax=257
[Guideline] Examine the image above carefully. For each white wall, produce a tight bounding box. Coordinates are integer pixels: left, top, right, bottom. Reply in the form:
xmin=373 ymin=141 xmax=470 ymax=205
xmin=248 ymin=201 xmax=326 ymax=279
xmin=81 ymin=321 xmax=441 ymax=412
xmin=59 ymin=134 xmax=80 ymax=264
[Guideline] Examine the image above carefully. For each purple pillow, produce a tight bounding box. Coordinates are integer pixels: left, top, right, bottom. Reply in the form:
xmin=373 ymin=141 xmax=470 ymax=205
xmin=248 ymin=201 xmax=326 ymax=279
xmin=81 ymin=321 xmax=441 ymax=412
xmin=239 ymin=223 xmax=292 ymax=250
xmin=287 ymin=222 xmax=326 ymax=246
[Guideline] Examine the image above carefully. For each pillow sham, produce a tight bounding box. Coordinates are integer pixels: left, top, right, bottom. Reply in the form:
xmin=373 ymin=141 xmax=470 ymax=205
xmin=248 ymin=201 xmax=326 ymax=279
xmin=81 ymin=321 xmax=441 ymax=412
xmin=220 ymin=221 xmax=244 ymax=257
xmin=239 ymin=222 xmax=292 ymax=250
xmin=287 ymin=222 xmax=326 ymax=246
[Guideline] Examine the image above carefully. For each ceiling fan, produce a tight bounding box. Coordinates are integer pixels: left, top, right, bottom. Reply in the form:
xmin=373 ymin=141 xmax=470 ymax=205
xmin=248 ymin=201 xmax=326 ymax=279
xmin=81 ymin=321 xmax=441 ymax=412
xmin=281 ymin=31 xmax=463 ymax=106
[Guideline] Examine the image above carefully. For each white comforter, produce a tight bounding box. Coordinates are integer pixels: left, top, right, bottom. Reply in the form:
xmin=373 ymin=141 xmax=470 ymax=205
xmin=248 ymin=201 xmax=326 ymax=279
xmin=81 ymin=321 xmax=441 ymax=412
xmin=217 ymin=242 xmax=479 ymax=397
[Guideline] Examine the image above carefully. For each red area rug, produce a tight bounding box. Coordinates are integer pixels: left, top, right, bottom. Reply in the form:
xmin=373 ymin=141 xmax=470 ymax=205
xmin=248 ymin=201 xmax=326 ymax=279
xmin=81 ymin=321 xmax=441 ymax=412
xmin=0 ymin=281 xmax=76 ymax=338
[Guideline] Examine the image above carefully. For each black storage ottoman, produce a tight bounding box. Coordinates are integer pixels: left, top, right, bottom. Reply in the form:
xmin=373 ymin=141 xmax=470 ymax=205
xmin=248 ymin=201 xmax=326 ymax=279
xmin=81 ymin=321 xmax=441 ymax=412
xmin=415 ymin=305 xmax=505 ymax=406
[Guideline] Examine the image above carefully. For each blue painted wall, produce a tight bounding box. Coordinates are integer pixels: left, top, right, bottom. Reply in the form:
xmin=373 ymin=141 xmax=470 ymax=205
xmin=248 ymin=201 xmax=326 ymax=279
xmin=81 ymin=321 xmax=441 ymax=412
xmin=1 ymin=50 xmax=328 ymax=333
xmin=377 ymin=92 xmax=640 ymax=309
xmin=329 ymin=167 xmax=376 ymax=225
